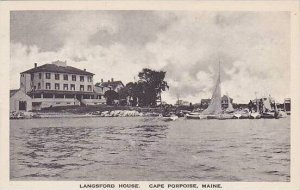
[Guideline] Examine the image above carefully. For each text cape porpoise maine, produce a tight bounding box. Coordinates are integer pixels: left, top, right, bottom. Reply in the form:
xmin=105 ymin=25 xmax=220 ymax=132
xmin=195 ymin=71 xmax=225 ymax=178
xmin=79 ymin=183 xmax=222 ymax=189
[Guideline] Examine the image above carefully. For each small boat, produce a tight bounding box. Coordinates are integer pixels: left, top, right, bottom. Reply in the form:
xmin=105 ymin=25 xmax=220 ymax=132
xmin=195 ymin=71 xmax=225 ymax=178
xmin=233 ymin=113 xmax=242 ymax=119
xmin=218 ymin=113 xmax=234 ymax=120
xmin=185 ymin=113 xmax=201 ymax=119
xmin=207 ymin=115 xmax=219 ymax=119
xmin=161 ymin=115 xmax=178 ymax=121
xmin=278 ymin=110 xmax=287 ymax=118
xmin=250 ymin=112 xmax=261 ymax=119
xmin=185 ymin=113 xmax=208 ymax=119
xmin=233 ymin=109 xmax=250 ymax=119
xmin=261 ymin=111 xmax=276 ymax=119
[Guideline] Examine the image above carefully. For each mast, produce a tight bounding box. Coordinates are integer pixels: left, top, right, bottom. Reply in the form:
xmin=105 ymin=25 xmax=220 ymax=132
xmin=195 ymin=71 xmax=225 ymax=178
xmin=255 ymin=92 xmax=259 ymax=112
xmin=219 ymin=59 xmax=221 ymax=82
xmin=219 ymin=59 xmax=221 ymax=97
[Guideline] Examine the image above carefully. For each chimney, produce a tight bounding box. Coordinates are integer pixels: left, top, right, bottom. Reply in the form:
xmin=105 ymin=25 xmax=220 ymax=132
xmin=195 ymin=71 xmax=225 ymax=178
xmin=84 ymin=69 xmax=86 ymax=71
xmin=101 ymin=79 xmax=103 ymax=83
xmin=111 ymin=78 xmax=114 ymax=82
xmin=108 ymin=80 xmax=110 ymax=83
xmin=34 ymin=63 xmax=37 ymax=68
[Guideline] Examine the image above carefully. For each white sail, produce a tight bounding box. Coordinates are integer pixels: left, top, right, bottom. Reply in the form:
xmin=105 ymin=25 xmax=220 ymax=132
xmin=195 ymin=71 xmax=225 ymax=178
xmin=202 ymin=72 xmax=222 ymax=115
xmin=226 ymin=95 xmax=234 ymax=113
xmin=263 ymin=97 xmax=272 ymax=111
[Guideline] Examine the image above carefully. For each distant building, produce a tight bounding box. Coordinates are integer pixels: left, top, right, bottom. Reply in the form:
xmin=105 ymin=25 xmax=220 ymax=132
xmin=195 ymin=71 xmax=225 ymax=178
xmin=95 ymin=78 xmax=125 ymax=105
xmin=19 ymin=61 xmax=105 ymax=110
xmin=284 ymin=98 xmax=291 ymax=114
xmin=200 ymin=99 xmax=211 ymax=109
xmin=10 ymin=89 xmax=32 ymax=112
xmin=201 ymin=95 xmax=233 ymax=109
xmin=95 ymin=78 xmax=124 ymax=93
xmin=221 ymin=95 xmax=233 ymax=109
xmin=176 ymin=100 xmax=190 ymax=106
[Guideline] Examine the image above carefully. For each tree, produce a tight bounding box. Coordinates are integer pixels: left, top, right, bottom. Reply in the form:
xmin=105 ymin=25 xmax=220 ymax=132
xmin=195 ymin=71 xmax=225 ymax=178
xmin=104 ymin=90 xmax=119 ymax=105
xmin=125 ymin=82 xmax=144 ymax=106
xmin=137 ymin=68 xmax=169 ymax=106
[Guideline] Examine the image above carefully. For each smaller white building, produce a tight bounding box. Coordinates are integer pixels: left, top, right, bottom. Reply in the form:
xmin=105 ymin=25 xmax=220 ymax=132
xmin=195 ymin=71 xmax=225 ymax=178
xmin=10 ymin=89 xmax=32 ymax=112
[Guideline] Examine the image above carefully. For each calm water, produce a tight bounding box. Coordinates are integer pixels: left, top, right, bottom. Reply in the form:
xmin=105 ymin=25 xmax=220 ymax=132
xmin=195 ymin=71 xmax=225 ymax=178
xmin=10 ymin=117 xmax=290 ymax=181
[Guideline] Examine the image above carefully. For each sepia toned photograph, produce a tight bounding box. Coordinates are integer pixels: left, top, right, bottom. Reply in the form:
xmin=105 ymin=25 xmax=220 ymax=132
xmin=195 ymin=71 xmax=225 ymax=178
xmin=9 ymin=9 xmax=291 ymax=182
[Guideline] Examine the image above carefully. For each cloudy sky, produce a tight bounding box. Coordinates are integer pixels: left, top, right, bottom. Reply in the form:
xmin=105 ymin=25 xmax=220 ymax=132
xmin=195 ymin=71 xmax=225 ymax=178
xmin=10 ymin=11 xmax=290 ymax=104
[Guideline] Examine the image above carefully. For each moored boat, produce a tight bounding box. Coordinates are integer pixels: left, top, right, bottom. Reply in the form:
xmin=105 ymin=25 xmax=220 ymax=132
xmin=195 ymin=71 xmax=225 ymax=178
xmin=218 ymin=113 xmax=234 ymax=120
xmin=250 ymin=112 xmax=261 ymax=119
xmin=162 ymin=115 xmax=179 ymax=121
xmin=261 ymin=111 xmax=276 ymax=119
xmin=233 ymin=109 xmax=250 ymax=119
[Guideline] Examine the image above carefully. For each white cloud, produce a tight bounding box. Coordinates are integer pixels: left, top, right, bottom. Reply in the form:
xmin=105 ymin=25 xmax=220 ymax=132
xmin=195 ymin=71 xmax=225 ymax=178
xmin=10 ymin=11 xmax=290 ymax=104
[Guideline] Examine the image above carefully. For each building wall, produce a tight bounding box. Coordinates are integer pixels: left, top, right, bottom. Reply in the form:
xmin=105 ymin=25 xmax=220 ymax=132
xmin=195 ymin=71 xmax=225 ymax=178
xmin=20 ymin=73 xmax=32 ymax=93
xmin=81 ymin=99 xmax=106 ymax=105
xmin=27 ymin=72 xmax=94 ymax=93
xmin=10 ymin=90 xmax=32 ymax=112
xmin=32 ymin=98 xmax=80 ymax=110
xmin=113 ymin=84 xmax=124 ymax=93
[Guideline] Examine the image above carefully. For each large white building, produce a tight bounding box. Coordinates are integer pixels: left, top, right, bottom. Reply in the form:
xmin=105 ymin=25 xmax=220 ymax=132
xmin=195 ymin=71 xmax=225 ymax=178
xmin=20 ymin=60 xmax=105 ymax=110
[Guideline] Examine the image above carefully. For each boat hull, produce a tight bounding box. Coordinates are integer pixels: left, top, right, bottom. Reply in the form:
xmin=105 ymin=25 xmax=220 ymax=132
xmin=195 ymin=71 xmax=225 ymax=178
xmin=250 ymin=112 xmax=261 ymax=119
xmin=161 ymin=115 xmax=178 ymax=121
xmin=261 ymin=112 xmax=276 ymax=119
xmin=218 ymin=114 xmax=234 ymax=120
xmin=185 ymin=114 xmax=207 ymax=120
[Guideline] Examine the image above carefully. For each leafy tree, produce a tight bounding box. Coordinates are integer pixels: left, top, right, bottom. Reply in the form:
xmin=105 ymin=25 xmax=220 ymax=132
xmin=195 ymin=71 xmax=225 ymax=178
xmin=137 ymin=68 xmax=169 ymax=106
xmin=118 ymin=86 xmax=129 ymax=100
xmin=104 ymin=90 xmax=119 ymax=105
xmin=124 ymin=82 xmax=144 ymax=106
xmin=115 ymin=68 xmax=169 ymax=107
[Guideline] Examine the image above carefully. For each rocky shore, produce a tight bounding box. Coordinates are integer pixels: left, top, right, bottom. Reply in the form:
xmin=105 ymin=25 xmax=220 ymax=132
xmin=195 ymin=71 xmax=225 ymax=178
xmin=10 ymin=105 xmax=165 ymax=119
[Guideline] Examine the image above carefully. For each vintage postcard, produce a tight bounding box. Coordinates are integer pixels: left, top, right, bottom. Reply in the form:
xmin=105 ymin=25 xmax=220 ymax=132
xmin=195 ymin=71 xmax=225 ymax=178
xmin=0 ymin=1 xmax=299 ymax=190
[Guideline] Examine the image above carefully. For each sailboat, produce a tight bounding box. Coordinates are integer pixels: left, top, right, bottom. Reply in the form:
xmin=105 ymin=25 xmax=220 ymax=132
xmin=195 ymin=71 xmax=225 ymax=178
xmin=219 ymin=94 xmax=235 ymax=120
xmin=225 ymin=95 xmax=234 ymax=113
xmin=186 ymin=60 xmax=232 ymax=119
xmin=260 ymin=96 xmax=281 ymax=119
xmin=250 ymin=93 xmax=261 ymax=119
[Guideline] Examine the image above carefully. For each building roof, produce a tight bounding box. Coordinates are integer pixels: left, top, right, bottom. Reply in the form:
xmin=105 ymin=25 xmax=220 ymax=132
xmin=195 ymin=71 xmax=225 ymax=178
xmin=21 ymin=64 xmax=94 ymax=75
xmin=96 ymin=81 xmax=124 ymax=89
xmin=10 ymin=89 xmax=19 ymax=97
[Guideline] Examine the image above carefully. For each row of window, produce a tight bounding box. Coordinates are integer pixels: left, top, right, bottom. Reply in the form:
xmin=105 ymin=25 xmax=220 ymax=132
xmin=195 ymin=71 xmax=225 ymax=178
xmin=34 ymin=83 xmax=92 ymax=91
xmin=31 ymin=73 xmax=92 ymax=82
